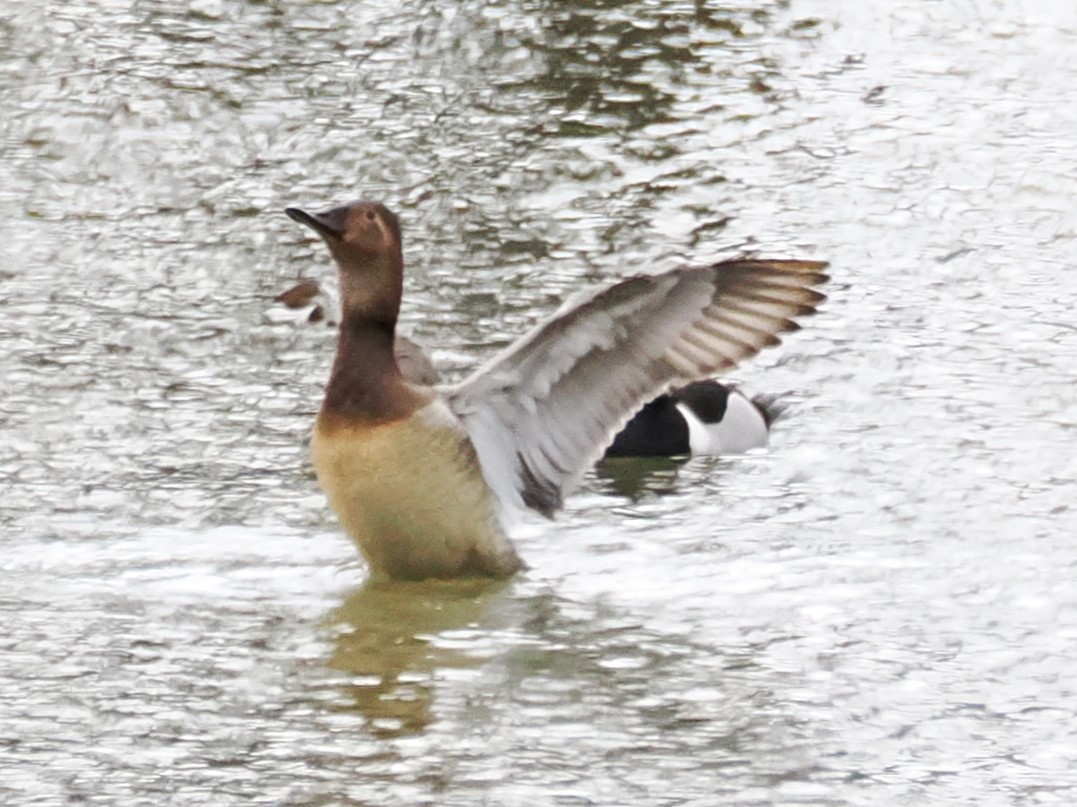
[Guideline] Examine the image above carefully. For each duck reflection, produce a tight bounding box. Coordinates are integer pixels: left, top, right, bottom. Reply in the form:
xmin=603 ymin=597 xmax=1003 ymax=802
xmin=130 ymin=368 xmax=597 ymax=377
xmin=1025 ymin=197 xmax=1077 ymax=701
xmin=325 ymin=577 xmax=511 ymax=737
xmin=594 ymin=455 xmax=689 ymax=501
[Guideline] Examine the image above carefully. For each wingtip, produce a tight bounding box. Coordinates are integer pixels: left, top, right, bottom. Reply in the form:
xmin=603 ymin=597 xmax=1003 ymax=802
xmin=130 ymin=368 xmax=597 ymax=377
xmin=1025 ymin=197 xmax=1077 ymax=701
xmin=713 ymin=258 xmax=830 ymax=289
xmin=786 ymin=259 xmax=830 ymax=276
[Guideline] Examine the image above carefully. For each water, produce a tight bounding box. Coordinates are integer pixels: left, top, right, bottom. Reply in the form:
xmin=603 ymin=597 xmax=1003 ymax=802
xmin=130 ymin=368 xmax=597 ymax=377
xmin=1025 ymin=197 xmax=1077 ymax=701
xmin=2 ymin=1 xmax=1076 ymax=804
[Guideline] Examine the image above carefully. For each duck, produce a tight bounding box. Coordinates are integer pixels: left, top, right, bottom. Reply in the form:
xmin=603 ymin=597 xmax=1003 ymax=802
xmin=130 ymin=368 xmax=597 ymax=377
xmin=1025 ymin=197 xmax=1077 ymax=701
xmin=604 ymin=379 xmax=777 ymax=458
xmin=284 ymin=200 xmax=827 ymax=581
xmin=274 ymin=282 xmax=784 ymax=457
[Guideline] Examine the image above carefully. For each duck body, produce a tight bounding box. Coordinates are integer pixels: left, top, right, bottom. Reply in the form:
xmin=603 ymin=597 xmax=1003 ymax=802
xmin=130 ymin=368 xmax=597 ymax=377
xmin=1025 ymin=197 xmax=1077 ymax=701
xmin=302 ymin=275 xmax=521 ymax=580
xmin=312 ymin=397 xmax=523 ymax=580
xmin=285 ymin=199 xmax=827 ymax=581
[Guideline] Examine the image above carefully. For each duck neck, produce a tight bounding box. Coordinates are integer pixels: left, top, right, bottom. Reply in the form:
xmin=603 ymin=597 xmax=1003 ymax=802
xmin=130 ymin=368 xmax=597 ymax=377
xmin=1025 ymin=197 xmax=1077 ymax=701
xmin=322 ymin=314 xmax=410 ymax=424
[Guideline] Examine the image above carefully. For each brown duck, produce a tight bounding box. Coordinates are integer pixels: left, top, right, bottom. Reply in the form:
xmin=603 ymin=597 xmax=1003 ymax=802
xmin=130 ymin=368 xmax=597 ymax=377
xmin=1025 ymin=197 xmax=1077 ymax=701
xmin=285 ymin=200 xmax=827 ymax=581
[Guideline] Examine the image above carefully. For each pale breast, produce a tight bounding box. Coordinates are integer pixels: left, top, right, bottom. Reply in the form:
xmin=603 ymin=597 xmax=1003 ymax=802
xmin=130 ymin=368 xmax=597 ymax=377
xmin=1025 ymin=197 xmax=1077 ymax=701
xmin=310 ymin=400 xmax=523 ymax=580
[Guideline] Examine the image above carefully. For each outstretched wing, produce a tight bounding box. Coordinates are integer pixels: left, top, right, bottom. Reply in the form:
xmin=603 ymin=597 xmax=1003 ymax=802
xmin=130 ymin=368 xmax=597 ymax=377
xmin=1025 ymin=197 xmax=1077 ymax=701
xmin=444 ymin=259 xmax=828 ymax=516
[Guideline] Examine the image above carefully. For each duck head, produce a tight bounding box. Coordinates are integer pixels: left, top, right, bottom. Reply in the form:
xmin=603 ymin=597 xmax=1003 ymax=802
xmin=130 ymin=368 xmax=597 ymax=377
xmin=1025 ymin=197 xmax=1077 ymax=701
xmin=285 ymin=201 xmax=404 ymax=325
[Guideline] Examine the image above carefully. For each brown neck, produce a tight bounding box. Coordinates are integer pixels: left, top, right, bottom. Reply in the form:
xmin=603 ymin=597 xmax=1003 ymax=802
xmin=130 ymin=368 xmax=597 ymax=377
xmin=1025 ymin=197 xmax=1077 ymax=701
xmin=321 ymin=315 xmax=419 ymax=425
xmin=334 ymin=248 xmax=403 ymax=324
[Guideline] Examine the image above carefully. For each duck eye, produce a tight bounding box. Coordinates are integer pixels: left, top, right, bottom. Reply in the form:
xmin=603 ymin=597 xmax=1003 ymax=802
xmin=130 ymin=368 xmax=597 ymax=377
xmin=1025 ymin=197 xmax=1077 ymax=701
xmin=365 ymin=210 xmax=376 ymax=221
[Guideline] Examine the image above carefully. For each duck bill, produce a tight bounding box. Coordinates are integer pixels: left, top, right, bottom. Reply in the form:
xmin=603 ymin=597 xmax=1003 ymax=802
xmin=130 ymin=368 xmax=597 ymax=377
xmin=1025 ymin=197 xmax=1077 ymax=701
xmin=284 ymin=205 xmax=350 ymax=240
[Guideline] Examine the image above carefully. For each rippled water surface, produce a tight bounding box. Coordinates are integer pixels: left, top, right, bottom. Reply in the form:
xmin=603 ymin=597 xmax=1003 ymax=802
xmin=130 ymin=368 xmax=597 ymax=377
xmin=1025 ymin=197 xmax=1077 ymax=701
xmin=2 ymin=1 xmax=1076 ymax=804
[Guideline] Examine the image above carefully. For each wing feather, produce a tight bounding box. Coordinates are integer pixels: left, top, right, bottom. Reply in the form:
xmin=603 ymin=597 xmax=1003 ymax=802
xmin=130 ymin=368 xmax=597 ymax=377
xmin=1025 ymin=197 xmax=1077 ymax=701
xmin=445 ymin=259 xmax=828 ymax=516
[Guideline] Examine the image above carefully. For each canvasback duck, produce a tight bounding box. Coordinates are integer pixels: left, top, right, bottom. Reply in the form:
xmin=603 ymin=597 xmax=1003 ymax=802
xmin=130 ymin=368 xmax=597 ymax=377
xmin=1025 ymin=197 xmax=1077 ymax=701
xmin=284 ymin=200 xmax=827 ymax=580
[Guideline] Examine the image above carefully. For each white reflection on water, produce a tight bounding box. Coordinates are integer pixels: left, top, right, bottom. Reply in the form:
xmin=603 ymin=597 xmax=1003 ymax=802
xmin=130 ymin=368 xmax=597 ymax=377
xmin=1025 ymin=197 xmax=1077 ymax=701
xmin=2 ymin=0 xmax=1077 ymax=804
